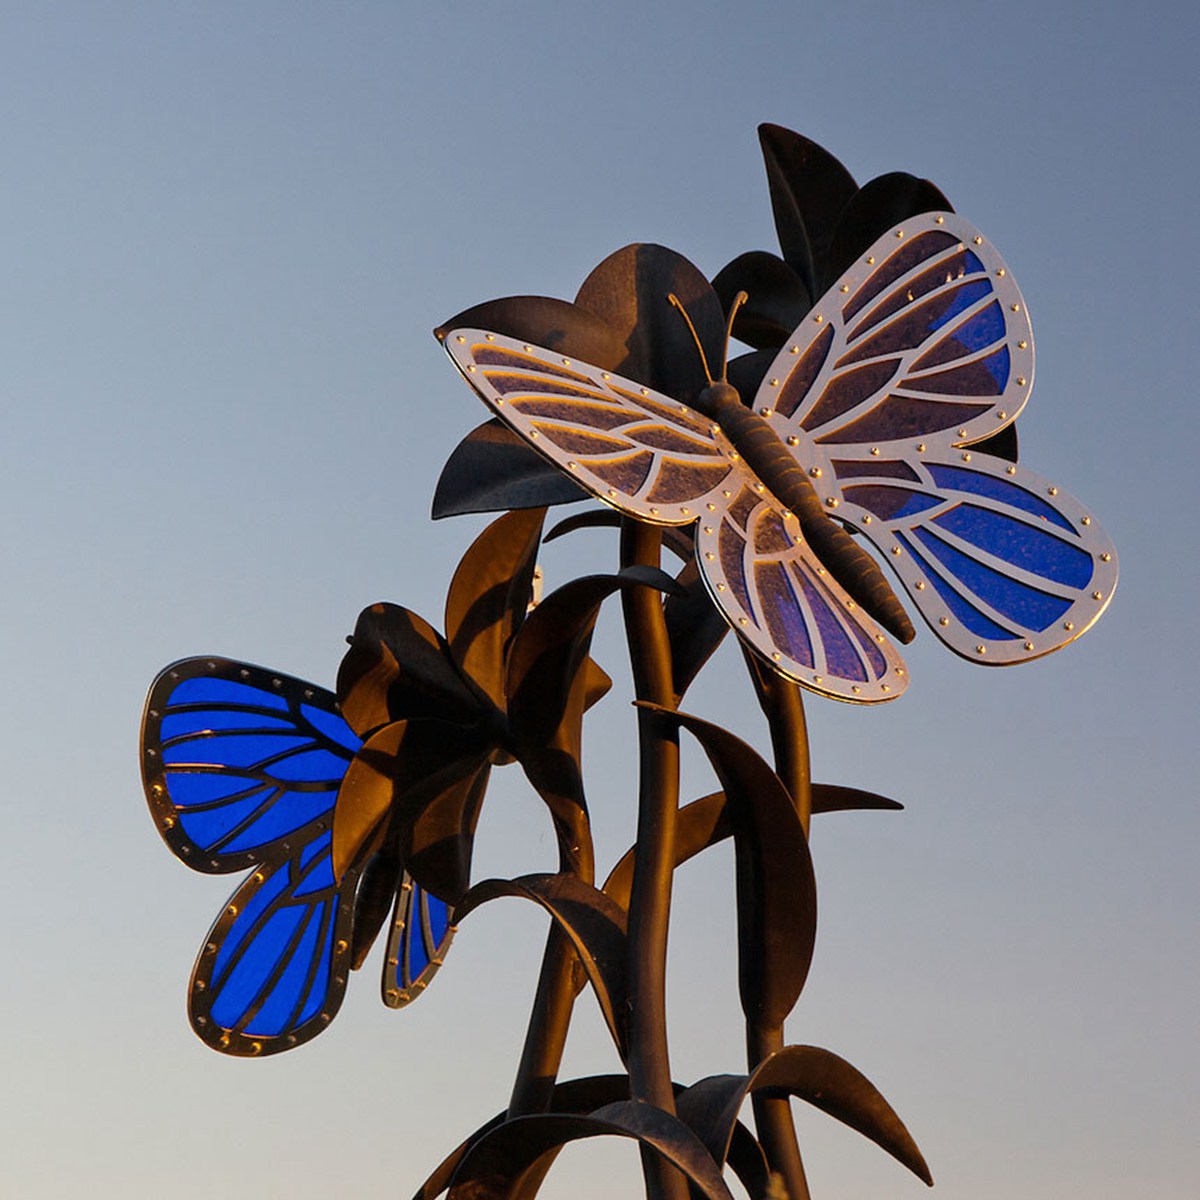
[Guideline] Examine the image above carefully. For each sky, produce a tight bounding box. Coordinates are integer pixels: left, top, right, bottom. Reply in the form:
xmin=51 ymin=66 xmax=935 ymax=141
xmin=1 ymin=2 xmax=1196 ymax=1197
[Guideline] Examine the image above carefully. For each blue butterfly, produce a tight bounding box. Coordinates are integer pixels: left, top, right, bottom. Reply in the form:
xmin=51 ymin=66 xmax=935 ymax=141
xmin=442 ymin=213 xmax=1117 ymax=702
xmin=141 ymin=656 xmax=453 ymax=1055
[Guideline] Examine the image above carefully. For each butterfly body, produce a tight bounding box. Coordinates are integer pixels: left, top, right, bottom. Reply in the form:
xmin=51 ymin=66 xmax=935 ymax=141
xmin=443 ymin=212 xmax=1116 ymax=702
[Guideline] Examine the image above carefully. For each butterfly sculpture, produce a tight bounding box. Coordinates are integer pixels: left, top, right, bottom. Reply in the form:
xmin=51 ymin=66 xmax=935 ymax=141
xmin=442 ymin=212 xmax=1117 ymax=702
xmin=141 ymin=657 xmax=453 ymax=1055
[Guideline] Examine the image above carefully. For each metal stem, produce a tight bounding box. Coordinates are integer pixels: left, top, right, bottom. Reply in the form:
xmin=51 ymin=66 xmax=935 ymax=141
xmin=620 ymin=518 xmax=688 ymax=1200
xmin=743 ymin=655 xmax=814 ymax=1200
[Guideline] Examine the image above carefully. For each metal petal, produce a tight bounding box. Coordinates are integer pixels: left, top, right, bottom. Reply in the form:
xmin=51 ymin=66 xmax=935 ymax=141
xmin=825 ymin=171 xmax=954 ymax=291
xmin=444 ymin=509 xmax=546 ymax=710
xmin=435 ymin=295 xmax=630 ymax=369
xmin=432 ymin=420 xmax=589 ymax=519
xmin=712 ymin=251 xmax=812 ymax=350
xmin=758 ymin=123 xmax=858 ymax=299
xmin=337 ymin=603 xmax=487 ymax=736
xmin=350 ymin=841 xmax=402 ymax=969
xmin=573 ymin=244 xmax=724 ymax=405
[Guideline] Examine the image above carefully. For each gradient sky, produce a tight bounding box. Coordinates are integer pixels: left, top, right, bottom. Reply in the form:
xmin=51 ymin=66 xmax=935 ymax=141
xmin=1 ymin=3 xmax=1196 ymax=1197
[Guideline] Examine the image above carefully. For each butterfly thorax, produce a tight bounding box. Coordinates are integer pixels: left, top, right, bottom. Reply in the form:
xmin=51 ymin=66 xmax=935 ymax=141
xmin=696 ymin=380 xmax=915 ymax=645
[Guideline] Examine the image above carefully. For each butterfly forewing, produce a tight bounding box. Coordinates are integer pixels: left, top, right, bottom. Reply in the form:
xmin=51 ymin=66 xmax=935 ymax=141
xmin=765 ymin=213 xmax=1034 ymax=453
xmin=443 ymin=331 xmax=739 ymax=524
xmin=382 ymin=877 xmax=455 ymax=1007
xmin=761 ymin=211 xmax=1116 ymax=664
xmin=142 ymin=657 xmax=362 ymax=873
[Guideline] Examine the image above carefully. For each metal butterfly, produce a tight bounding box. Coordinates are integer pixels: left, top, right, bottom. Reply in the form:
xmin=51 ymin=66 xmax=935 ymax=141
xmin=141 ymin=657 xmax=453 ymax=1055
xmin=441 ymin=213 xmax=1117 ymax=703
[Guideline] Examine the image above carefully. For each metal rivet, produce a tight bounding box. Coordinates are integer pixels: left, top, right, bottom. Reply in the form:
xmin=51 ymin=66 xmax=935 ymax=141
xmin=641 ymin=388 xmax=649 ymax=396
xmin=717 ymin=583 xmax=726 ymax=591
xmin=975 ymin=645 xmax=986 ymax=655
xmin=738 ymin=617 xmax=748 ymax=626
xmin=1017 ymin=339 xmax=1027 ymax=349
xmin=808 ymin=467 xmax=821 ymax=478
xmin=1048 ymin=486 xmax=1058 ymax=496
xmin=1010 ymin=303 xmax=1021 ymax=313
xmin=852 ymin=685 xmax=861 ymax=694
xmin=1016 ymin=376 xmax=1027 ymax=386
xmin=1024 ymin=641 xmax=1034 ymax=651
xmin=722 ymin=489 xmax=732 ymax=497
xmin=997 ymin=410 xmax=1007 ymax=420
xmin=193 ymin=979 xmax=205 ymax=992
xmin=567 ymin=460 xmax=577 ymax=470
xmin=958 ymin=427 xmax=968 ymax=437
xmin=1092 ymin=591 xmax=1103 ymax=601
xmin=789 ymin=345 xmax=799 ymax=354
xmin=561 ymin=358 xmax=571 ymax=366
xmin=772 ymin=652 xmax=781 ymax=661
xmin=996 ymin=268 xmax=1005 ymax=277
xmin=840 ymin=285 xmax=849 ymax=293
xmin=650 ymin=507 xmax=659 ymax=515
xmin=870 ymin=446 xmax=880 ymax=456
xmin=915 ymin=581 xmax=925 ymax=590
xmin=973 ymin=236 xmax=983 ymax=245
xmin=961 ymin=453 xmax=972 ymax=462
xmin=891 ymin=546 xmax=902 ymax=556
xmin=1063 ymin=621 xmax=1074 ymax=631
xmin=787 ymin=435 xmax=799 ymax=446
xmin=704 ymin=551 xmax=715 ymax=561
xmin=916 ymin=442 xmax=926 ymax=452
xmin=1081 ymin=516 xmax=1091 ymax=526
xmin=825 ymin=497 xmax=838 ymax=508
xmin=1007 ymin=466 xmax=1017 ymax=476
xmin=1101 ymin=552 xmax=1111 ymax=562
xmin=939 ymin=617 xmax=950 ymax=626
xmin=467 ymin=364 xmax=476 ymax=373
xmin=754 ymin=483 xmax=764 ymax=493
xmin=861 ymin=515 xmax=872 ymax=524
xmin=455 ymin=335 xmax=465 ymax=343
xmin=680 ymin=507 xmax=690 ymax=516
xmin=814 ymin=674 xmax=823 ymax=684
xmin=866 ymin=256 xmax=876 ymax=264
xmin=935 ymin=215 xmax=945 ymax=224
xmin=881 ymin=684 xmax=890 ymax=692
xmin=607 ymin=489 xmax=616 ymax=497
xmin=706 ymin=502 xmax=716 ymax=511
xmin=813 ymin=314 xmax=824 ymax=323
xmin=875 ymin=634 xmax=885 ymax=643
xmin=485 ymin=333 xmax=495 ymax=341
xmin=523 ymin=344 xmax=533 ymax=352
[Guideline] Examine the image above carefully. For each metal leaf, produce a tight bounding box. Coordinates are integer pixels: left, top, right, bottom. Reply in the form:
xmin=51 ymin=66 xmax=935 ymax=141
xmin=337 ymin=603 xmax=486 ymax=735
xmin=758 ymin=123 xmax=858 ymax=299
xmin=544 ymin=509 xmax=696 ymax=563
xmin=432 ymin=420 xmax=590 ymax=519
xmin=674 ymin=1046 xmax=931 ymax=1188
xmin=644 ymin=707 xmax=816 ymax=1027
xmin=456 ymin=874 xmax=629 ymax=1057
xmin=444 ymin=1100 xmax=736 ymax=1200
xmin=810 ymin=784 xmax=903 ymax=814
xmin=444 ymin=509 xmax=546 ymax=710
xmin=751 ymin=1046 xmax=932 ymax=1186
xmin=350 ymin=841 xmax=402 ymax=968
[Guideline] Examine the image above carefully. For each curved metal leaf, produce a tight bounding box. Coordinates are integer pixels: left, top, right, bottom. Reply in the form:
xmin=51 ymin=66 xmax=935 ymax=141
xmin=664 ymin=559 xmax=729 ymax=701
xmin=752 ymin=1047 xmax=932 ymax=1186
xmin=544 ymin=509 xmax=696 ymax=563
xmin=433 ymin=420 xmax=589 ymax=519
xmin=445 ymin=1100 xmax=736 ymax=1200
xmin=444 ymin=509 xmax=546 ymax=710
xmin=810 ymin=784 xmax=903 ymax=814
xmin=350 ymin=841 xmax=402 ymax=968
xmin=456 ymin=874 xmax=629 ymax=1056
xmin=675 ymin=1046 xmax=932 ymax=1189
xmin=643 ymin=706 xmax=816 ymax=1027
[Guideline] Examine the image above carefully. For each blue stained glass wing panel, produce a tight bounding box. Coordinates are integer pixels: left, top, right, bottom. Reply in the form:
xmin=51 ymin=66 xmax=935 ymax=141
xmin=381 ymin=876 xmax=455 ymax=1008
xmin=142 ymin=657 xmax=362 ymax=874
xmin=190 ymin=831 xmax=356 ymax=1056
xmin=840 ymin=453 xmax=1118 ymax=663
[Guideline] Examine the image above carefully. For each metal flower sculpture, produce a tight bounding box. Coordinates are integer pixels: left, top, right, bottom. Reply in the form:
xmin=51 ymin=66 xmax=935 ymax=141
xmin=143 ymin=125 xmax=1116 ymax=1199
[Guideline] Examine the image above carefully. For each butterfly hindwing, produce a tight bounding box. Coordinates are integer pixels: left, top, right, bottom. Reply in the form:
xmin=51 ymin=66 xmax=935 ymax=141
xmin=382 ymin=876 xmax=455 ymax=1007
xmin=189 ymin=830 xmax=357 ymax=1055
xmin=834 ymin=451 xmax=1117 ymax=660
xmin=142 ymin=657 xmax=362 ymax=873
xmin=443 ymin=332 xmax=739 ymax=523
xmin=695 ymin=482 xmax=908 ymax=700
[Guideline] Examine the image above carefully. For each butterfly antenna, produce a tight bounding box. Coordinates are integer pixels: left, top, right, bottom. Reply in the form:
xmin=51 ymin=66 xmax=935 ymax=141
xmin=720 ymin=291 xmax=748 ymax=382
xmin=667 ymin=293 xmax=714 ymax=384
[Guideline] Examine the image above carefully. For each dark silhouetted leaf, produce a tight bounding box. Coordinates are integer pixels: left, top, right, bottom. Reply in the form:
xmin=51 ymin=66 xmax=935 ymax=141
xmin=712 ymin=251 xmax=812 ymax=350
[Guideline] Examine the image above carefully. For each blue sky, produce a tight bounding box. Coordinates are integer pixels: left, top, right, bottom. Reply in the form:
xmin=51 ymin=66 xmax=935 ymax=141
xmin=1 ymin=3 xmax=1196 ymax=1197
